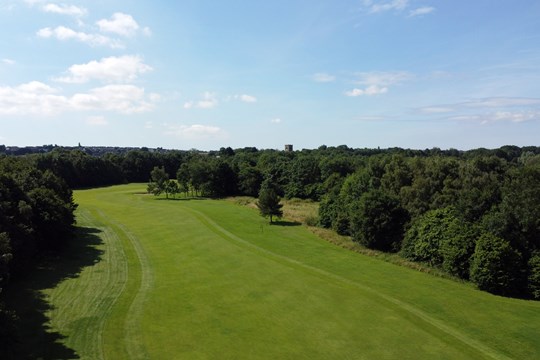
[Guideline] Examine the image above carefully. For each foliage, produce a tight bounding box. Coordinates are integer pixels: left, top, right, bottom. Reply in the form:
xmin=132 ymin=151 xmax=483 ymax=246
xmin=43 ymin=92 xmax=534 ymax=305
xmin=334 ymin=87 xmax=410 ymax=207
xmin=528 ymin=252 xmax=540 ymax=299
xmin=350 ymin=189 xmax=408 ymax=252
xmin=470 ymin=233 xmax=525 ymax=297
xmin=147 ymin=166 xmax=169 ymax=197
xmin=440 ymin=222 xmax=478 ymax=279
xmin=237 ymin=166 xmax=263 ymax=197
xmin=0 ymin=155 xmax=77 ymax=358
xmin=256 ymin=183 xmax=283 ymax=224
xmin=401 ymin=207 xmax=477 ymax=278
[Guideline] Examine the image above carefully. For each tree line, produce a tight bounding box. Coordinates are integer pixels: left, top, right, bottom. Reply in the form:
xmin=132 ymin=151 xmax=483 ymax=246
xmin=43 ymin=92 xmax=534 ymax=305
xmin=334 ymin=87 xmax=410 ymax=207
xmin=0 ymin=155 xmax=77 ymax=357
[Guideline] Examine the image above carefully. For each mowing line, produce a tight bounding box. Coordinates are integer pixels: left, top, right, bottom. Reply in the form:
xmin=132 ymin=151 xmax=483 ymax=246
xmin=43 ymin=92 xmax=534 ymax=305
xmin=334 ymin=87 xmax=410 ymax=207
xmin=185 ymin=207 xmax=512 ymax=360
xmin=89 ymin=208 xmax=131 ymax=360
xmin=49 ymin=208 xmax=130 ymax=360
xmin=107 ymin=219 xmax=154 ymax=360
xmin=88 ymin=208 xmax=153 ymax=360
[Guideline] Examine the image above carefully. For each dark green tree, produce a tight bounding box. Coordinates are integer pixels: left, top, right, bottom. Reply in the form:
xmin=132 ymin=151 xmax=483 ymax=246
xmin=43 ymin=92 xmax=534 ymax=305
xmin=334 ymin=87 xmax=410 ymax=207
xmin=176 ymin=163 xmax=191 ymax=197
xmin=166 ymin=180 xmax=179 ymax=199
xmin=147 ymin=166 xmax=170 ymax=198
xmin=237 ymin=166 xmax=263 ymax=197
xmin=350 ymin=189 xmax=409 ymax=252
xmin=470 ymin=233 xmax=525 ymax=297
xmin=401 ymin=207 xmax=477 ymax=278
xmin=256 ymin=185 xmax=283 ymax=224
xmin=528 ymin=252 xmax=540 ymax=299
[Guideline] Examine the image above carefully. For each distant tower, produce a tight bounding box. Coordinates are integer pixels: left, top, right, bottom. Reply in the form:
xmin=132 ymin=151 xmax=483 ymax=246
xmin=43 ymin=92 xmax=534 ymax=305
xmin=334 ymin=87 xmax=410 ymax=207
xmin=284 ymin=144 xmax=293 ymax=152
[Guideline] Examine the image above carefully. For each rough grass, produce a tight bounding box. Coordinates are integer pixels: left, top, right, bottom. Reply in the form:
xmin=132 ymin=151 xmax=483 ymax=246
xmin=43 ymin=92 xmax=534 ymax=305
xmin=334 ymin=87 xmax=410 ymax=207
xmin=237 ymin=196 xmax=455 ymax=279
xmin=17 ymin=184 xmax=540 ymax=359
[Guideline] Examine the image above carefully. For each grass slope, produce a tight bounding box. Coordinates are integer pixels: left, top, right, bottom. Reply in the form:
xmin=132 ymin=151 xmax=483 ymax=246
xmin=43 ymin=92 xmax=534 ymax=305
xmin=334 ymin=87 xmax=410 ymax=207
xmin=37 ymin=184 xmax=540 ymax=359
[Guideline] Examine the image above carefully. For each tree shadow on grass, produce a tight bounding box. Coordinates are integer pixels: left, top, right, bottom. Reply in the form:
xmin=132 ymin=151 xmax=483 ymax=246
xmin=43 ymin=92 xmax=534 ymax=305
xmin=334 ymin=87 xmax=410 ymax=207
xmin=154 ymin=196 xmax=209 ymax=201
xmin=4 ymin=226 xmax=104 ymax=360
xmin=271 ymin=220 xmax=302 ymax=227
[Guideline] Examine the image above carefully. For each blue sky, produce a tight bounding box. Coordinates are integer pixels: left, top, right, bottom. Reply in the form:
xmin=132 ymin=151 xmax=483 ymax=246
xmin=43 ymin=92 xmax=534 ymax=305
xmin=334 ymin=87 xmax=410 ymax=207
xmin=1 ymin=0 xmax=539 ymax=150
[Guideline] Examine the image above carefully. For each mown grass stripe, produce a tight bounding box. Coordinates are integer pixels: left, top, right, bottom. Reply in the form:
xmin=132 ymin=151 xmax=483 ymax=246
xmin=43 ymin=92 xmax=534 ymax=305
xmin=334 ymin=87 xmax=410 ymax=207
xmin=89 ymin=209 xmax=151 ymax=360
xmin=114 ymin=222 xmax=154 ymax=360
xmin=41 ymin=207 xmax=129 ymax=360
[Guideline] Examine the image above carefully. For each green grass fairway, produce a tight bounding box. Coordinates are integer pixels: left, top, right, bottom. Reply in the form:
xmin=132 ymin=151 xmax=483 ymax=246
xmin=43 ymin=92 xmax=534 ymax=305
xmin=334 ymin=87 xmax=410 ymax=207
xmin=37 ymin=184 xmax=540 ymax=359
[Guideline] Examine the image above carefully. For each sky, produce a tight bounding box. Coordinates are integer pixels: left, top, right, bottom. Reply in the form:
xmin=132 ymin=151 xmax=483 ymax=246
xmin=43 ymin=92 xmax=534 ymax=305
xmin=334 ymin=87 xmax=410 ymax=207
xmin=1 ymin=0 xmax=540 ymax=150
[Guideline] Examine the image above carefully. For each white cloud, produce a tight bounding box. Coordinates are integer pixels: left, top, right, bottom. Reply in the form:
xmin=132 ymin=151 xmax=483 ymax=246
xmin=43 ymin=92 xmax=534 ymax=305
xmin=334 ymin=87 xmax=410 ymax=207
xmin=149 ymin=93 xmax=161 ymax=102
xmin=491 ymin=111 xmax=539 ymax=123
xmin=312 ymin=73 xmax=336 ymax=83
xmin=363 ymin=1 xmax=435 ymax=17
xmin=0 ymin=81 xmax=157 ymax=115
xmin=184 ymin=92 xmax=219 ymax=109
xmin=43 ymin=3 xmax=87 ymax=16
xmin=346 ymin=71 xmax=412 ymax=96
xmin=0 ymin=2 xmax=15 ymax=11
xmin=16 ymin=81 xmax=57 ymax=93
xmin=417 ymin=97 xmax=540 ymax=125
xmin=271 ymin=118 xmax=282 ymax=124
xmin=0 ymin=81 xmax=68 ymax=115
xmin=1 ymin=58 xmax=16 ymax=65
xmin=368 ymin=0 xmax=409 ymax=13
xmin=97 ymin=13 xmax=141 ymax=37
xmin=23 ymin=0 xmax=45 ymax=6
xmin=419 ymin=106 xmax=454 ymax=114
xmin=345 ymin=85 xmax=388 ymax=96
xmin=235 ymin=94 xmax=257 ymax=103
xmin=465 ymin=97 xmax=540 ymax=108
xmin=165 ymin=124 xmax=227 ymax=140
xmin=449 ymin=111 xmax=540 ymax=125
xmin=55 ymin=56 xmax=153 ymax=84
xmin=409 ymin=6 xmax=435 ymax=17
xmin=142 ymin=27 xmax=152 ymax=37
xmin=37 ymin=26 xmax=123 ymax=48
xmin=71 ymin=84 xmax=155 ymax=113
xmin=355 ymin=71 xmax=413 ymax=86
xmin=355 ymin=115 xmax=386 ymax=121
xmin=448 ymin=115 xmax=481 ymax=122
xmin=86 ymin=115 xmax=108 ymax=126
xmin=419 ymin=97 xmax=540 ymax=116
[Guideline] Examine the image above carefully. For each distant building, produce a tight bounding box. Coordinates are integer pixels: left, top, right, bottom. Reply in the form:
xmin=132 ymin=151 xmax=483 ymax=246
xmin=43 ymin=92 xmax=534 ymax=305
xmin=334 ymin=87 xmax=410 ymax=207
xmin=284 ymin=144 xmax=293 ymax=152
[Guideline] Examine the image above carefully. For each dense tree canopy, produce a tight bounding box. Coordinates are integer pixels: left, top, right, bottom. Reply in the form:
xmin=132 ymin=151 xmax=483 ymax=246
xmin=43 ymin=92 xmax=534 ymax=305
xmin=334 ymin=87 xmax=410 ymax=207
xmin=0 ymin=155 xmax=77 ymax=356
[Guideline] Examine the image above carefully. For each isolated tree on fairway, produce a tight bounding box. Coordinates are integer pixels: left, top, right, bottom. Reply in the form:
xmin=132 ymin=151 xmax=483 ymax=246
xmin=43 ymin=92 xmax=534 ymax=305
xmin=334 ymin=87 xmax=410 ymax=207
xmin=256 ymin=184 xmax=283 ymax=224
